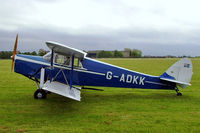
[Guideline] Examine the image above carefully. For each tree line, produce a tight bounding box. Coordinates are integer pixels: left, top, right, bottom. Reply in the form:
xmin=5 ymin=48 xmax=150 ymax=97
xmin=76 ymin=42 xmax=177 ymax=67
xmin=0 ymin=48 xmax=143 ymax=59
xmin=97 ymin=49 xmax=142 ymax=58
xmin=0 ymin=49 xmax=48 ymax=59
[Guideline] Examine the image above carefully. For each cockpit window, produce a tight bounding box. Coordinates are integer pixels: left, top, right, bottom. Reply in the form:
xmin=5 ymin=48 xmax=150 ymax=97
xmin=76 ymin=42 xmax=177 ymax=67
xmin=74 ymin=58 xmax=83 ymax=68
xmin=54 ymin=54 xmax=71 ymax=66
xmin=43 ymin=52 xmax=83 ymax=68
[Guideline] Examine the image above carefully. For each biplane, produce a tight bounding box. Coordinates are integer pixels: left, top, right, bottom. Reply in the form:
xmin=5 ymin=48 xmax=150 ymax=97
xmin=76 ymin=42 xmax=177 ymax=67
xmin=11 ymin=35 xmax=193 ymax=101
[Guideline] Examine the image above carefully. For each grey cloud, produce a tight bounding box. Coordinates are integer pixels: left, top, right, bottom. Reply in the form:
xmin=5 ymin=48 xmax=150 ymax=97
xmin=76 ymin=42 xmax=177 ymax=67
xmin=0 ymin=27 xmax=200 ymax=56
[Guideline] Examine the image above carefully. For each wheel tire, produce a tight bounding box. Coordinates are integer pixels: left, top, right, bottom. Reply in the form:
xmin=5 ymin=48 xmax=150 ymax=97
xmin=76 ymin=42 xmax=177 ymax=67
xmin=46 ymin=91 xmax=51 ymax=94
xmin=177 ymin=93 xmax=182 ymax=96
xmin=34 ymin=89 xmax=47 ymax=99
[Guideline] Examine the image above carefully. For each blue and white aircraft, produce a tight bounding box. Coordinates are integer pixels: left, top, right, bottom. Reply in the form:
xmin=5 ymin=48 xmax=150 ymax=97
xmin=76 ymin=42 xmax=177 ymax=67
xmin=11 ymin=35 xmax=193 ymax=101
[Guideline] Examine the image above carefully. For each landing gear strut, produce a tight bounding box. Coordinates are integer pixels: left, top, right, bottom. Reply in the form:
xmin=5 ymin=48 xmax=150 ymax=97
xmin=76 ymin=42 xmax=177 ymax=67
xmin=175 ymin=86 xmax=182 ymax=96
xmin=33 ymin=77 xmax=47 ymax=99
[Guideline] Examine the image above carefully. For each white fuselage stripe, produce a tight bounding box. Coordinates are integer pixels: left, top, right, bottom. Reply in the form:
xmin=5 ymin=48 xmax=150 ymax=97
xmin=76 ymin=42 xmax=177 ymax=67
xmin=145 ymin=81 xmax=169 ymax=86
xmin=15 ymin=55 xmax=105 ymax=76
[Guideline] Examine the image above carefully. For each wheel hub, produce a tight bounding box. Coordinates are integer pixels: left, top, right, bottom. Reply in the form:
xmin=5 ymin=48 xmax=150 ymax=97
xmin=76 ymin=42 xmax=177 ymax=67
xmin=37 ymin=92 xmax=43 ymax=98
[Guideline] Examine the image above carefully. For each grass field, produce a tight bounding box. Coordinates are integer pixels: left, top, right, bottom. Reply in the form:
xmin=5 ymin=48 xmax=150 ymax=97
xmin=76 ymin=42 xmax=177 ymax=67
xmin=0 ymin=58 xmax=200 ymax=133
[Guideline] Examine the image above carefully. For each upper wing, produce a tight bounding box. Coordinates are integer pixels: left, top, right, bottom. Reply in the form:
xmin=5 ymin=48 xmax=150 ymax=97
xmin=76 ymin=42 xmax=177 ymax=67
xmin=46 ymin=41 xmax=87 ymax=59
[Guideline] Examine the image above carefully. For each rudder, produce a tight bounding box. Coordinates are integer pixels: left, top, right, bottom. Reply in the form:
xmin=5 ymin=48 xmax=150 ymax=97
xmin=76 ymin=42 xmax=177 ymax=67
xmin=160 ymin=58 xmax=193 ymax=88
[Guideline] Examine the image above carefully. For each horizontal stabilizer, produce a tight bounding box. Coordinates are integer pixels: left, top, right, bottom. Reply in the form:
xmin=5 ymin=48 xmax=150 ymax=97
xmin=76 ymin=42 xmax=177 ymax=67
xmin=42 ymin=81 xmax=81 ymax=101
xmin=160 ymin=78 xmax=191 ymax=88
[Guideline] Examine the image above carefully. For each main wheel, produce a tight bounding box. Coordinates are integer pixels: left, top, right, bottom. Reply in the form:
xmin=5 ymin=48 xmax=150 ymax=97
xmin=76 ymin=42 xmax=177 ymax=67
xmin=177 ymin=92 xmax=182 ymax=96
xmin=34 ymin=89 xmax=47 ymax=99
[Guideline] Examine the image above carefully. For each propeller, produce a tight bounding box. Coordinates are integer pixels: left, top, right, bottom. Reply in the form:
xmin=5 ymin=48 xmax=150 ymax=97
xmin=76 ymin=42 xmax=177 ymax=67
xmin=11 ymin=34 xmax=18 ymax=72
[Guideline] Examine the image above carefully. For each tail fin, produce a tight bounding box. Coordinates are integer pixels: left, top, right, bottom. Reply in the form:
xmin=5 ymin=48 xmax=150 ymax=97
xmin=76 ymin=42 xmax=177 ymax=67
xmin=160 ymin=58 xmax=193 ymax=88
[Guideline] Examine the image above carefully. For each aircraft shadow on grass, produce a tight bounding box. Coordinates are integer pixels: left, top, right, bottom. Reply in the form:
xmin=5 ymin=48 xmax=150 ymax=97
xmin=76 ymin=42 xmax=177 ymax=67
xmin=31 ymin=91 xmax=192 ymax=115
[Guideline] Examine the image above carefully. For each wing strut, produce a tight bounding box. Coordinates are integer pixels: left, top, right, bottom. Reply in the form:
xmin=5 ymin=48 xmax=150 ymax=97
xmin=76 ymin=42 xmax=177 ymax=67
xmin=40 ymin=50 xmax=81 ymax=101
xmin=50 ymin=49 xmax=54 ymax=82
xmin=70 ymin=55 xmax=74 ymax=89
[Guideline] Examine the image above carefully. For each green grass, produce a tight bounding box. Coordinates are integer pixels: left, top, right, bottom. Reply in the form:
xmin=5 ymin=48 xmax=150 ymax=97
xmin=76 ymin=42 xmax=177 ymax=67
xmin=0 ymin=58 xmax=200 ymax=133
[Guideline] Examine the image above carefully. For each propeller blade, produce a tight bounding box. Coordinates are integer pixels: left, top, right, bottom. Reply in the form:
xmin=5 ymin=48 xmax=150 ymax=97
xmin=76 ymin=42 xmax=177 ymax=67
xmin=11 ymin=34 xmax=18 ymax=72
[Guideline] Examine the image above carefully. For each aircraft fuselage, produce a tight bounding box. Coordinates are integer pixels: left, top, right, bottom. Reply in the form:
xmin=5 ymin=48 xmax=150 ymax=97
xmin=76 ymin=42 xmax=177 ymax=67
xmin=14 ymin=54 xmax=175 ymax=90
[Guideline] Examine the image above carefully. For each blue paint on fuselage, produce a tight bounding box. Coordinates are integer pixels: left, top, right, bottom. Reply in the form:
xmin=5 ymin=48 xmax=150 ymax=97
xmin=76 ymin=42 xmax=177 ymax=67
xmin=17 ymin=54 xmax=50 ymax=63
xmin=160 ymin=72 xmax=175 ymax=80
xmin=81 ymin=58 xmax=175 ymax=89
xmin=14 ymin=54 xmax=175 ymax=90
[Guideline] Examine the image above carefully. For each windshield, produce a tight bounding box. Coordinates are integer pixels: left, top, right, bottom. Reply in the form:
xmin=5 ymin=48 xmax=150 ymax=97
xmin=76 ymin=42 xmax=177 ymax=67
xmin=43 ymin=52 xmax=51 ymax=62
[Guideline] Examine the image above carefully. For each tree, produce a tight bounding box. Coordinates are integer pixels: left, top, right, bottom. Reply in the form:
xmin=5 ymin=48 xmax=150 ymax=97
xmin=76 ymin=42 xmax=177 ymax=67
xmin=97 ymin=51 xmax=113 ymax=58
xmin=23 ymin=52 xmax=31 ymax=55
xmin=131 ymin=49 xmax=142 ymax=58
xmin=38 ymin=49 xmax=47 ymax=56
xmin=114 ymin=50 xmax=123 ymax=58
xmin=0 ymin=51 xmax=13 ymax=59
xmin=31 ymin=51 xmax=37 ymax=55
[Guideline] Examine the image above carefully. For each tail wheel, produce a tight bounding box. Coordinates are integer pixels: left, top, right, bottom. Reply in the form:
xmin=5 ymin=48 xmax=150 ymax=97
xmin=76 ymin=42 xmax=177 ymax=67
xmin=175 ymin=86 xmax=182 ymax=96
xmin=34 ymin=89 xmax=47 ymax=99
xmin=177 ymin=92 xmax=182 ymax=96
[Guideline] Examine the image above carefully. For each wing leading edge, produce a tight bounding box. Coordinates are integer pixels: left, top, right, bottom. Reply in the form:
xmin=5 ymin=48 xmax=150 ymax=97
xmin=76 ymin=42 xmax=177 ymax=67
xmin=46 ymin=41 xmax=87 ymax=59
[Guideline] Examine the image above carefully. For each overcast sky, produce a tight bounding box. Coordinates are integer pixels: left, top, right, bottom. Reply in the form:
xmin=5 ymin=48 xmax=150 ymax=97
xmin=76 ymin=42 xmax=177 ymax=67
xmin=1 ymin=0 xmax=200 ymax=56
